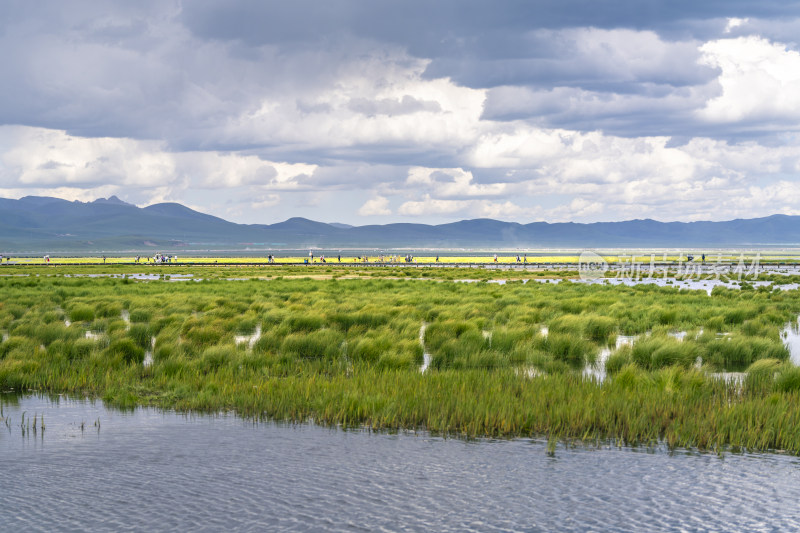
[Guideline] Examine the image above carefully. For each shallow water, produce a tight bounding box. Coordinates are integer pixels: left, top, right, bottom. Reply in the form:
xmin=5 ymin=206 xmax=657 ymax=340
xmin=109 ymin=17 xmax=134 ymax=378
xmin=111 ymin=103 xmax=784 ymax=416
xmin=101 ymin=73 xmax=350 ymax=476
xmin=578 ymin=276 xmax=800 ymax=295
xmin=419 ymin=322 xmax=431 ymax=372
xmin=783 ymin=316 xmax=800 ymax=366
xmin=234 ymin=324 xmax=262 ymax=349
xmin=2 ymin=395 xmax=800 ymax=532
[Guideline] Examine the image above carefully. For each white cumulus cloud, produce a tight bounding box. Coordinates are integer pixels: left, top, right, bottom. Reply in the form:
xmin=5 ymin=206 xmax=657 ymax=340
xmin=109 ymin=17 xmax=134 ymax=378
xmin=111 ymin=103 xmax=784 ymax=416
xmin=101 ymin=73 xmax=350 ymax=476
xmin=358 ymin=196 xmax=392 ymax=216
xmin=698 ymin=36 xmax=800 ymax=124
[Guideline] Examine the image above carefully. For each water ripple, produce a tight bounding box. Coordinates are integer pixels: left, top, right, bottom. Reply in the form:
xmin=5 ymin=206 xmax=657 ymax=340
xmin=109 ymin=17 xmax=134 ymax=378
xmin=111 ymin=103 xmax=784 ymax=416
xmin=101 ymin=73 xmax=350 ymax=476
xmin=2 ymin=395 xmax=800 ymax=532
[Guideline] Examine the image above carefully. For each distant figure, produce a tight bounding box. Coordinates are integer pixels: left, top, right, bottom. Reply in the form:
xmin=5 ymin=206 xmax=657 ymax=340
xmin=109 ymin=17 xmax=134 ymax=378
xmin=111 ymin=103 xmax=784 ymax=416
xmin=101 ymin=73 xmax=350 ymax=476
xmin=516 ymin=255 xmax=521 ymax=263
xmin=702 ymin=253 xmax=706 ymax=263
xmin=494 ymin=254 xmax=498 ymax=263
xmin=338 ymin=255 xmax=341 ymax=262
xmin=103 ymin=255 xmax=106 ymax=264
xmin=436 ymin=255 xmax=439 ymax=262
xmin=309 ymin=251 xmax=313 ymax=262
xmin=524 ymin=254 xmax=527 ymax=263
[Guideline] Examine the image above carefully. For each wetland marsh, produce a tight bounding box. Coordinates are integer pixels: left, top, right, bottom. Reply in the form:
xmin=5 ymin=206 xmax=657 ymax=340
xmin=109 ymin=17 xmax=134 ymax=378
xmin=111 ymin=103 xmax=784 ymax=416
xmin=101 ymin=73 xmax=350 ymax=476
xmin=3 ymin=263 xmax=800 ymax=453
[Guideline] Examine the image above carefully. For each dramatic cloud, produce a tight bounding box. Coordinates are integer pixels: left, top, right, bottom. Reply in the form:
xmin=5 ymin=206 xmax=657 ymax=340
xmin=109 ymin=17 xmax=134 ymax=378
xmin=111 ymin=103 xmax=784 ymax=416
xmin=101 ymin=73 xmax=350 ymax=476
xmin=698 ymin=36 xmax=800 ymax=125
xmin=2 ymin=1 xmax=800 ymax=224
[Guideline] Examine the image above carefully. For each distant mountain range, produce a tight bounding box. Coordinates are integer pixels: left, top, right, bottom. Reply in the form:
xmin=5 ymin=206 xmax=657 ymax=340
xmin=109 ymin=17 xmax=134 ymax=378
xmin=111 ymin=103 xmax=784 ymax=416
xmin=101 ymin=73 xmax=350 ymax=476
xmin=0 ymin=195 xmax=799 ymax=252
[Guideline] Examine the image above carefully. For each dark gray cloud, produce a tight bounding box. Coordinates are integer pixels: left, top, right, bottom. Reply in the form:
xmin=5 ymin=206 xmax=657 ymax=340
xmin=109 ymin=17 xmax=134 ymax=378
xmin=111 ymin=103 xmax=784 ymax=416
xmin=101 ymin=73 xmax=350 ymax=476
xmin=179 ymin=1 xmax=800 ymax=82
xmin=3 ymin=1 xmax=800 ymax=224
xmin=179 ymin=0 xmax=800 ymax=47
xmin=1 ymin=0 xmax=797 ymax=146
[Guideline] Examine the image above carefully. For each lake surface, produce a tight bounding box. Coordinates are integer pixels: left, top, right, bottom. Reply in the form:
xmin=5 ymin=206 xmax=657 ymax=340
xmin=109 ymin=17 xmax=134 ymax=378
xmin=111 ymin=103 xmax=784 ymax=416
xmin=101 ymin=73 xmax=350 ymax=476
xmin=3 ymin=395 xmax=800 ymax=532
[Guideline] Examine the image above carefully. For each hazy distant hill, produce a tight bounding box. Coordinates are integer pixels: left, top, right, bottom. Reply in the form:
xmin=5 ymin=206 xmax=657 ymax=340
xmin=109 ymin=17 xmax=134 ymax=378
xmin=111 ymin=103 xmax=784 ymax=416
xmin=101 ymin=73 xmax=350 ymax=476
xmin=0 ymin=195 xmax=799 ymax=252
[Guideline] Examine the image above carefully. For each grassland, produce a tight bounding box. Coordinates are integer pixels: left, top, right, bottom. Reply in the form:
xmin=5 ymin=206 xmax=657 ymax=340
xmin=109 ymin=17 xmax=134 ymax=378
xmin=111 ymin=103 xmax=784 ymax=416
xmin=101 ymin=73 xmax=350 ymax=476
xmin=3 ymin=264 xmax=800 ymax=453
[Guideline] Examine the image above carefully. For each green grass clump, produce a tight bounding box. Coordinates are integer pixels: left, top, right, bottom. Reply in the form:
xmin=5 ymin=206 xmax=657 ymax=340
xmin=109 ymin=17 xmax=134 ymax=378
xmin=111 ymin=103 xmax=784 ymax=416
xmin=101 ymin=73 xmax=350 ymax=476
xmin=128 ymin=323 xmax=153 ymax=349
xmin=609 ymin=363 xmax=650 ymax=391
xmin=71 ymin=338 xmax=99 ymax=360
xmin=329 ymin=312 xmax=389 ymax=331
xmin=349 ymin=336 xmax=392 ymax=363
xmin=747 ymin=358 xmax=783 ymax=375
xmin=631 ymin=337 xmax=698 ymax=370
xmin=129 ymin=309 xmax=153 ymax=323
xmin=702 ymin=336 xmax=788 ymax=370
xmin=537 ymin=332 xmax=594 ymax=367
xmin=584 ymin=315 xmax=617 ymax=342
xmin=181 ymin=322 xmax=225 ymax=352
xmin=284 ymin=314 xmax=324 ymax=332
xmin=69 ymin=305 xmax=95 ymax=322
xmin=235 ymin=317 xmax=258 ymax=335
xmin=281 ymin=329 xmax=343 ymax=359
xmin=0 ymin=336 xmax=40 ymax=360
xmin=775 ymin=366 xmax=800 ymax=392
xmin=95 ymin=302 xmax=123 ymax=318
xmin=105 ymin=338 xmax=145 ymax=365
xmin=605 ymin=346 xmax=633 ymax=375
xmin=744 ymin=358 xmax=783 ymax=392
xmin=197 ymin=345 xmax=236 ymax=374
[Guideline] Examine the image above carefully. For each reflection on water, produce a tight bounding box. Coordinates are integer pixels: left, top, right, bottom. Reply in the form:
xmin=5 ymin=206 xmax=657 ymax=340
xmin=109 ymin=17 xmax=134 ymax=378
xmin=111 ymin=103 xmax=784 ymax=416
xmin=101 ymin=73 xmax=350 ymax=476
xmin=578 ymin=276 xmax=800 ymax=295
xmin=3 ymin=394 xmax=800 ymax=532
xmin=783 ymin=316 xmax=800 ymax=366
xmin=419 ymin=322 xmax=431 ymax=373
xmin=234 ymin=324 xmax=262 ymax=349
xmin=584 ymin=335 xmax=639 ymax=381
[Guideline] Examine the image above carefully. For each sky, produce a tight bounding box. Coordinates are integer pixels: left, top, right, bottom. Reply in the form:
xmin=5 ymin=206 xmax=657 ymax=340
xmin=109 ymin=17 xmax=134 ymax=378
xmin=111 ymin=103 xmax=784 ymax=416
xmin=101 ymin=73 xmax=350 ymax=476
xmin=2 ymin=1 xmax=800 ymax=225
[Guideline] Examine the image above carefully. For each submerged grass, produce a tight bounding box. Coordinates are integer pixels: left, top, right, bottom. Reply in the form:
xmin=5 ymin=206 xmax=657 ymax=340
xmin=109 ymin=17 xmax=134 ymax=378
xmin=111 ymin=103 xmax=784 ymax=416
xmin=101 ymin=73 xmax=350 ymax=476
xmin=2 ymin=267 xmax=800 ymax=453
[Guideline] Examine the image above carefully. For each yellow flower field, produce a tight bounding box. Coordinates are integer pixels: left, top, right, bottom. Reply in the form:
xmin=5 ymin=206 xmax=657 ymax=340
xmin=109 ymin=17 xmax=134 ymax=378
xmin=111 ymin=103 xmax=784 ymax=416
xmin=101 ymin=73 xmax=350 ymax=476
xmin=6 ymin=252 xmax=797 ymax=265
